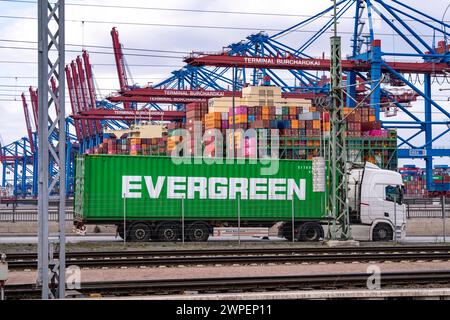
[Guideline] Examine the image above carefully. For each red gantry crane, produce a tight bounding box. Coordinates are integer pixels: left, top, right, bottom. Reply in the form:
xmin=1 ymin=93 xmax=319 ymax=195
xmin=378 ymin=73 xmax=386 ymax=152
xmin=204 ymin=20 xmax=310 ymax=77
xmin=111 ymin=27 xmax=132 ymax=110
xmin=20 ymin=93 xmax=35 ymax=154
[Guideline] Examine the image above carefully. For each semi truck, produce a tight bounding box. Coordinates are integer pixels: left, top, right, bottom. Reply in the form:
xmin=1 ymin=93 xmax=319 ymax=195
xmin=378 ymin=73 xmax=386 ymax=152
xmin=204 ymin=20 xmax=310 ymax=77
xmin=74 ymin=155 xmax=406 ymax=242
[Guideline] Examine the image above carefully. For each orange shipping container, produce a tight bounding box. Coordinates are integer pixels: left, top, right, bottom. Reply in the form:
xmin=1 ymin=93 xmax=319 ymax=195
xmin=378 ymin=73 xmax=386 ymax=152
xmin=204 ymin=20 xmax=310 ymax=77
xmin=312 ymin=120 xmax=321 ymax=129
xmin=205 ymin=112 xmax=222 ymax=122
xmin=229 ymin=114 xmax=248 ymax=124
xmin=291 ymin=119 xmax=299 ymax=129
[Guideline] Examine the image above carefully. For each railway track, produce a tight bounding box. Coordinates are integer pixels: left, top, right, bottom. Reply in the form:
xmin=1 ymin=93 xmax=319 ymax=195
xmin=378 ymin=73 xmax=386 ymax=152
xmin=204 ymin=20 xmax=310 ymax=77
xmin=5 ymin=245 xmax=450 ymax=269
xmin=5 ymin=270 xmax=450 ymax=299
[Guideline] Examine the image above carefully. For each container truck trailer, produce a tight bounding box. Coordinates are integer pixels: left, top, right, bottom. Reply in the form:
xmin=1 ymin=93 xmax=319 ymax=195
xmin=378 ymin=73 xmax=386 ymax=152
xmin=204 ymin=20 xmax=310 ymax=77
xmin=74 ymin=155 xmax=406 ymax=242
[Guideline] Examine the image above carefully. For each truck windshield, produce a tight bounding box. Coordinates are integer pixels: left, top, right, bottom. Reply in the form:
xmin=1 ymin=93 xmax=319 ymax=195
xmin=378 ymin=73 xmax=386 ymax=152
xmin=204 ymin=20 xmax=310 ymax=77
xmin=385 ymin=185 xmax=403 ymax=205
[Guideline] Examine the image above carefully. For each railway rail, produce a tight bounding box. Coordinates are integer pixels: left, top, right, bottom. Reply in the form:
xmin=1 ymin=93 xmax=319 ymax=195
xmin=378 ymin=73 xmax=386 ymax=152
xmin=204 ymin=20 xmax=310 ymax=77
xmin=6 ymin=245 xmax=450 ymax=270
xmin=5 ymin=270 xmax=450 ymax=299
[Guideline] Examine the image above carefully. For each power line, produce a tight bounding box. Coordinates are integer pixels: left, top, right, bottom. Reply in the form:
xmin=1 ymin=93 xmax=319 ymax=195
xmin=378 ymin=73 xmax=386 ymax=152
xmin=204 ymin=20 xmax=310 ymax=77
xmin=0 ymin=14 xmax=444 ymax=39
xmin=0 ymin=0 xmax=449 ymax=24
xmin=0 ymin=38 xmax=191 ymax=54
xmin=0 ymin=60 xmax=182 ymax=68
xmin=0 ymin=44 xmax=183 ymax=59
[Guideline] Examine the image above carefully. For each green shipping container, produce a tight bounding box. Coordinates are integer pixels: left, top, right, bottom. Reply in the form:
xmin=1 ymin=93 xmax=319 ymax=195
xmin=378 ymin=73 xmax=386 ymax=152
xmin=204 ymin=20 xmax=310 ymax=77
xmin=74 ymin=155 xmax=327 ymax=223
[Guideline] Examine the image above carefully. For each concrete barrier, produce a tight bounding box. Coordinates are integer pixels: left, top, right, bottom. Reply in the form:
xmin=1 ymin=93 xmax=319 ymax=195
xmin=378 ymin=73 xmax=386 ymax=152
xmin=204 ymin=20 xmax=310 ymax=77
xmin=0 ymin=221 xmax=115 ymax=235
xmin=0 ymin=218 xmax=449 ymax=237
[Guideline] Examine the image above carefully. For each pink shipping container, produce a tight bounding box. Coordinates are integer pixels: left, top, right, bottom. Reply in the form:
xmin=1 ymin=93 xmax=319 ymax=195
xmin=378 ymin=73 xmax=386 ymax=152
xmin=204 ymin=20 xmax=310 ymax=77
xmin=229 ymin=106 xmax=247 ymax=115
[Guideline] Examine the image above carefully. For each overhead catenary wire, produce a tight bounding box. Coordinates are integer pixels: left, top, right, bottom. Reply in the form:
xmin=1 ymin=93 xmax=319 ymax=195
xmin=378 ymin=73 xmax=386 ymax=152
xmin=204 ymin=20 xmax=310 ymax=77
xmin=0 ymin=0 xmax=449 ymax=24
xmin=0 ymin=45 xmax=183 ymax=59
xmin=0 ymin=14 xmax=446 ymax=39
xmin=0 ymin=38 xmax=191 ymax=54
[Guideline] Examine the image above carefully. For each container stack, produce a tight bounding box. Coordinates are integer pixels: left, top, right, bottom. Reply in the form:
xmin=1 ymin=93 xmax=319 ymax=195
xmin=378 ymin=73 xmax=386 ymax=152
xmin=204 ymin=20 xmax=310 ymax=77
xmin=399 ymin=165 xmax=427 ymax=197
xmin=186 ymin=102 xmax=208 ymax=134
xmin=85 ymin=100 xmax=398 ymax=171
xmin=85 ymin=135 xmax=167 ymax=156
xmin=399 ymin=164 xmax=450 ymax=197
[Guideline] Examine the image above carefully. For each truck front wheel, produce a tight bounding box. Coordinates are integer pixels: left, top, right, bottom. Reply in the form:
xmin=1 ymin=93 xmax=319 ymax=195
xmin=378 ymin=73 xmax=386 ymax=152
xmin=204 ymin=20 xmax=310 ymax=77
xmin=298 ymin=222 xmax=323 ymax=242
xmin=372 ymin=223 xmax=393 ymax=241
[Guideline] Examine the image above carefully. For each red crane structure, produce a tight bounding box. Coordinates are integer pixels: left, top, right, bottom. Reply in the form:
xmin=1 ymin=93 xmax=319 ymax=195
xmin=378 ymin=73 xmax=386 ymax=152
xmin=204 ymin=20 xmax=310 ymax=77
xmin=28 ymin=87 xmax=38 ymax=131
xmin=20 ymin=93 xmax=35 ymax=154
xmin=82 ymin=50 xmax=102 ymax=133
xmin=111 ymin=27 xmax=132 ymax=110
xmin=65 ymin=65 xmax=83 ymax=141
xmin=70 ymin=61 xmax=91 ymax=137
xmin=184 ymin=51 xmax=450 ymax=74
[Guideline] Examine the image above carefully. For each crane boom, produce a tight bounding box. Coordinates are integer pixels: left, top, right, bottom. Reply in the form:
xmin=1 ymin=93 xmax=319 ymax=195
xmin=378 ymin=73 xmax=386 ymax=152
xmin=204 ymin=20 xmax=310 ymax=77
xmin=82 ymin=50 xmax=102 ymax=133
xmin=76 ymin=56 xmax=96 ymax=135
xmin=28 ymin=87 xmax=38 ymax=131
xmin=70 ymin=61 xmax=90 ymax=137
xmin=20 ymin=93 xmax=35 ymax=153
xmin=65 ymin=65 xmax=84 ymax=140
xmin=185 ymin=52 xmax=449 ymax=74
xmin=111 ymin=27 xmax=131 ymax=110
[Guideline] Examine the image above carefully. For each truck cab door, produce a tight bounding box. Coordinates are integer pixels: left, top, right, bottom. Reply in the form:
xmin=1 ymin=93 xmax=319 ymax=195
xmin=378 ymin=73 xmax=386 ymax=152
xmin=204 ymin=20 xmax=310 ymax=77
xmin=384 ymin=185 xmax=406 ymax=227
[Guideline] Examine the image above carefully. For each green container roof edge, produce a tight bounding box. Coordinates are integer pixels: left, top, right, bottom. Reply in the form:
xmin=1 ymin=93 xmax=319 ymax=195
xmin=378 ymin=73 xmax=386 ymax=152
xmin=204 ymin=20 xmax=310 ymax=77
xmin=74 ymin=154 xmax=328 ymax=222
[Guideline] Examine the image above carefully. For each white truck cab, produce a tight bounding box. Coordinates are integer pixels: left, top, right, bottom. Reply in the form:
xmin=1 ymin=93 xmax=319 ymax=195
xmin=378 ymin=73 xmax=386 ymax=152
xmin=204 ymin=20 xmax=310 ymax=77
xmin=348 ymin=162 xmax=406 ymax=241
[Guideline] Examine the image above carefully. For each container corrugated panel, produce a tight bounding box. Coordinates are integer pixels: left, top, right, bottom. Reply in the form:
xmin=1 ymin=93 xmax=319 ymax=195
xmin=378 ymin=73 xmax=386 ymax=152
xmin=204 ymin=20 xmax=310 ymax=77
xmin=75 ymin=155 xmax=327 ymax=222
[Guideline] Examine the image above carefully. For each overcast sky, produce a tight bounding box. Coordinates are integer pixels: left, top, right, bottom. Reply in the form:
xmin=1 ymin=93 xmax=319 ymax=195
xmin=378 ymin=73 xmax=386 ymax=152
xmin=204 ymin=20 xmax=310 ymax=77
xmin=0 ymin=0 xmax=449 ymax=167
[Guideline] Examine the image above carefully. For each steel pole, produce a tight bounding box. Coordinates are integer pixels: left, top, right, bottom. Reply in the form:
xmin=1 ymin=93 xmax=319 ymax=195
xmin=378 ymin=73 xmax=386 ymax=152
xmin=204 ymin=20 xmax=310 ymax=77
xmin=238 ymin=195 xmax=241 ymax=245
xmin=182 ymin=196 xmax=185 ymax=244
xmin=443 ymin=195 xmax=446 ymax=243
xmin=123 ymin=194 xmax=126 ymax=246
xmin=37 ymin=0 xmax=50 ymax=299
xmin=57 ymin=1 xmax=66 ymax=299
xmin=394 ymin=196 xmax=397 ymax=244
xmin=291 ymin=198 xmax=295 ymax=243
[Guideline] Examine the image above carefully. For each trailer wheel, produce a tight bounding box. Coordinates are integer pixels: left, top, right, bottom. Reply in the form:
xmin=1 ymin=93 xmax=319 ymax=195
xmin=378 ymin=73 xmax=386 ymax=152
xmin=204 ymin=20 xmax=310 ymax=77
xmin=117 ymin=225 xmax=128 ymax=241
xmin=298 ymin=222 xmax=323 ymax=242
xmin=129 ymin=223 xmax=151 ymax=242
xmin=157 ymin=222 xmax=180 ymax=242
xmin=187 ymin=222 xmax=210 ymax=242
xmin=372 ymin=223 xmax=393 ymax=241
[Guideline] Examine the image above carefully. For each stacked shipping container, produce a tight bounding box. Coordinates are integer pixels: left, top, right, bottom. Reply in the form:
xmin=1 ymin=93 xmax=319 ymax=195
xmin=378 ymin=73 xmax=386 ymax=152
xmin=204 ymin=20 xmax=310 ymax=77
xmin=399 ymin=164 xmax=450 ymax=197
xmin=84 ymin=102 xmax=397 ymax=170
